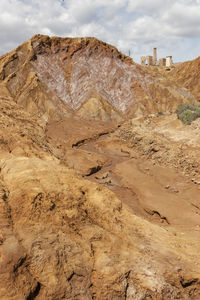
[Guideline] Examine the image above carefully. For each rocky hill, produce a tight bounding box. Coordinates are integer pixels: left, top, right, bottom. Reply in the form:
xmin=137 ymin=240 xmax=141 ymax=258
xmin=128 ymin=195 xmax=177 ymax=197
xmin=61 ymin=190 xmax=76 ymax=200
xmin=0 ymin=34 xmax=196 ymax=122
xmin=0 ymin=36 xmax=200 ymax=300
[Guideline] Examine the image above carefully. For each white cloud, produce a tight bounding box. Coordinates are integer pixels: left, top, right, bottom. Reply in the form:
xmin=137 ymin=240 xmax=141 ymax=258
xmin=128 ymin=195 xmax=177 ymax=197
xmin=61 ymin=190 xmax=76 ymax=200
xmin=162 ymin=2 xmax=200 ymax=37
xmin=127 ymin=0 xmax=173 ymax=15
xmin=0 ymin=0 xmax=200 ymax=63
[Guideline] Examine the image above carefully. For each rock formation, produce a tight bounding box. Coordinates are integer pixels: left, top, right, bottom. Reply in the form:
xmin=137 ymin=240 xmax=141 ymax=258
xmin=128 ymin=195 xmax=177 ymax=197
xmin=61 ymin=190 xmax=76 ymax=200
xmin=0 ymin=34 xmax=196 ymax=122
xmin=0 ymin=36 xmax=200 ymax=300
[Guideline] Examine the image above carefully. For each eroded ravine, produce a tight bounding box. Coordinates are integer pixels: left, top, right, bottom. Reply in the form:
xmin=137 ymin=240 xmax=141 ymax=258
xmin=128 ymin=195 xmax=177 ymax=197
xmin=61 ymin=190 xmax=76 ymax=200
xmin=77 ymin=126 xmax=200 ymax=230
xmin=76 ymin=136 xmax=145 ymax=218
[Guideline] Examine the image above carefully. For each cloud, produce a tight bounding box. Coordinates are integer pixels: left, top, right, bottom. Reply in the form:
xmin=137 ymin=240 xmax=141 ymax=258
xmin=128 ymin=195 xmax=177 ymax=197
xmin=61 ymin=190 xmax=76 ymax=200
xmin=0 ymin=0 xmax=200 ymax=63
xmin=126 ymin=0 xmax=174 ymax=15
xmin=162 ymin=2 xmax=200 ymax=37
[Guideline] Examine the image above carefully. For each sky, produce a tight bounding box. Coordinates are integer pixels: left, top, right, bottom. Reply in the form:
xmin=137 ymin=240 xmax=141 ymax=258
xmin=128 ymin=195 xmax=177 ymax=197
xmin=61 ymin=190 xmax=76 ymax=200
xmin=0 ymin=0 xmax=200 ymax=63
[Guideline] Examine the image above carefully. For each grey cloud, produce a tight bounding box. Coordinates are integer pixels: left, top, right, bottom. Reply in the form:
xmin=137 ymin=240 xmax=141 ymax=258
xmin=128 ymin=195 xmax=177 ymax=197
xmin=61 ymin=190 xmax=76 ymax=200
xmin=0 ymin=0 xmax=200 ymax=63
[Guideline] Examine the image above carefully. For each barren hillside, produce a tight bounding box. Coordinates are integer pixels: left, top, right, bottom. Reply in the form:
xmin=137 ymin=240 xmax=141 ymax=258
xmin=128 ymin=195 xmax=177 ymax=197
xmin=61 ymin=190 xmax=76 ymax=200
xmin=0 ymin=36 xmax=200 ymax=300
xmin=168 ymin=56 xmax=200 ymax=99
xmin=0 ymin=34 xmax=196 ymax=122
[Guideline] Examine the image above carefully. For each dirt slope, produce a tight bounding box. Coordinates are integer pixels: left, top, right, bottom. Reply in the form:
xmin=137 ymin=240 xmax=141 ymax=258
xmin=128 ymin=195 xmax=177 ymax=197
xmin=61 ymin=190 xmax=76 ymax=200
xmin=168 ymin=56 xmax=200 ymax=100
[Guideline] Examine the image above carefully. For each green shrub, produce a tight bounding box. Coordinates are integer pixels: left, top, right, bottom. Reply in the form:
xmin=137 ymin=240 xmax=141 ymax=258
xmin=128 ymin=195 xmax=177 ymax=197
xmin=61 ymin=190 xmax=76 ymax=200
xmin=176 ymin=103 xmax=200 ymax=125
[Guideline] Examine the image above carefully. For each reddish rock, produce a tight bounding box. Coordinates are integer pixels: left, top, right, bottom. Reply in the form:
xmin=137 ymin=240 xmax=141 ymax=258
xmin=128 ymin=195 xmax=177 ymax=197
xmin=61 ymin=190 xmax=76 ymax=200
xmin=0 ymin=35 xmax=195 ymax=122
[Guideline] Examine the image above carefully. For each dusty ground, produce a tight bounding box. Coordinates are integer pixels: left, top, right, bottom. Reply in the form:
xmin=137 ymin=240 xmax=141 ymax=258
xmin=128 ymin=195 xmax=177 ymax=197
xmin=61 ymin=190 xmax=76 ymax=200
xmin=47 ymin=114 xmax=200 ymax=229
xmin=1 ymin=98 xmax=200 ymax=299
xmin=0 ymin=99 xmax=199 ymax=299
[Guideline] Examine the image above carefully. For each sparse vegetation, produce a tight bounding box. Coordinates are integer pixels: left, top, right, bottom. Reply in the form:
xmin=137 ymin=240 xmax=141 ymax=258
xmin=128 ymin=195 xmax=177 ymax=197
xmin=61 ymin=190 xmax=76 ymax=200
xmin=176 ymin=103 xmax=200 ymax=124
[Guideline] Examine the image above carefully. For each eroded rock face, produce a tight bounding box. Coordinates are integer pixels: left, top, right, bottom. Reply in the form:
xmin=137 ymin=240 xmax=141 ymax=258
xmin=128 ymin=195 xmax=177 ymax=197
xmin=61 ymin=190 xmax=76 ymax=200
xmin=0 ymin=34 xmax=196 ymax=122
xmin=1 ymin=37 xmax=200 ymax=300
xmin=1 ymin=156 xmax=200 ymax=300
xmin=0 ymin=93 xmax=199 ymax=300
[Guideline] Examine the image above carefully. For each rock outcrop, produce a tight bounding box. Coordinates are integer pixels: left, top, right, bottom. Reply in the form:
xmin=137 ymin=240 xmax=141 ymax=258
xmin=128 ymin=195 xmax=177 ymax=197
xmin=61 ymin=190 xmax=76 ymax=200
xmin=1 ymin=36 xmax=200 ymax=300
xmin=0 ymin=34 xmax=196 ymax=122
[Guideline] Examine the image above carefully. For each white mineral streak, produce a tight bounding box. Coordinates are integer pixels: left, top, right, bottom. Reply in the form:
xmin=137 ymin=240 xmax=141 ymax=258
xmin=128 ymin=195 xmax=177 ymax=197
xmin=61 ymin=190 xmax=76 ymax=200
xmin=33 ymin=48 xmax=155 ymax=113
xmin=34 ymin=55 xmax=69 ymax=103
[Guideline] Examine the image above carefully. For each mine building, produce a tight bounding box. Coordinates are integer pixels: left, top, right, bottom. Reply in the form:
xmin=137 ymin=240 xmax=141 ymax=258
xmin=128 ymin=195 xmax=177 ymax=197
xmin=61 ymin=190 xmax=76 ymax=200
xmin=166 ymin=56 xmax=173 ymax=67
xmin=141 ymin=48 xmax=173 ymax=67
xmin=158 ymin=58 xmax=166 ymax=67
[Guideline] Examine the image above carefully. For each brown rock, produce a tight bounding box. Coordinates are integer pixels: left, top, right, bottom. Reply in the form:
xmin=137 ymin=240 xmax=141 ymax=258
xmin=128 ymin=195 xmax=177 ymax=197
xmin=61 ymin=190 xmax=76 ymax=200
xmin=0 ymin=36 xmax=200 ymax=300
xmin=0 ymin=34 xmax=196 ymax=123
